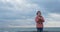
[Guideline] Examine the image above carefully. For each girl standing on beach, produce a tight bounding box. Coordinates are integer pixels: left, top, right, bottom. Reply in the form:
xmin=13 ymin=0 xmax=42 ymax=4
xmin=35 ymin=11 xmax=45 ymax=32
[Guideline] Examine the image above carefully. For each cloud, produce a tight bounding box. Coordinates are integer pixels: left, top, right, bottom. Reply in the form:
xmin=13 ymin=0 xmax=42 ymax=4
xmin=44 ymin=13 xmax=60 ymax=27
xmin=44 ymin=0 xmax=60 ymax=13
xmin=46 ymin=13 xmax=60 ymax=21
xmin=0 ymin=0 xmax=39 ymax=27
xmin=0 ymin=18 xmax=36 ymax=28
xmin=0 ymin=0 xmax=40 ymax=20
xmin=31 ymin=0 xmax=60 ymax=14
xmin=44 ymin=21 xmax=60 ymax=27
xmin=0 ymin=0 xmax=60 ymax=27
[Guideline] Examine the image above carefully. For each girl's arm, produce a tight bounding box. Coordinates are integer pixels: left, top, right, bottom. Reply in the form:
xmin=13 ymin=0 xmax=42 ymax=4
xmin=41 ymin=16 xmax=45 ymax=22
xmin=35 ymin=16 xmax=39 ymax=23
xmin=38 ymin=16 xmax=45 ymax=22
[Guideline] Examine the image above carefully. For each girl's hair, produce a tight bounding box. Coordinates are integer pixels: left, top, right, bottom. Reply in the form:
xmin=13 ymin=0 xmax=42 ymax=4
xmin=36 ymin=11 xmax=41 ymax=15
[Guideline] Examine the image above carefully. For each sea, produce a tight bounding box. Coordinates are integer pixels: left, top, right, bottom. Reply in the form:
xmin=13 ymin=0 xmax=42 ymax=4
xmin=0 ymin=27 xmax=60 ymax=32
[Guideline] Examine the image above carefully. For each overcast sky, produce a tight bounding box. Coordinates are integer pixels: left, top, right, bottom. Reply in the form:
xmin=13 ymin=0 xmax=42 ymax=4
xmin=0 ymin=0 xmax=60 ymax=28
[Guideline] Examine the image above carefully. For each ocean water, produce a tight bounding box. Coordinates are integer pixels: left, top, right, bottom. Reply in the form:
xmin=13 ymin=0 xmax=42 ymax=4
xmin=0 ymin=27 xmax=60 ymax=32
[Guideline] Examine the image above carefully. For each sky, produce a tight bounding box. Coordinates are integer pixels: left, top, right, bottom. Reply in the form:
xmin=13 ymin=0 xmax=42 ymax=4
xmin=0 ymin=0 xmax=60 ymax=28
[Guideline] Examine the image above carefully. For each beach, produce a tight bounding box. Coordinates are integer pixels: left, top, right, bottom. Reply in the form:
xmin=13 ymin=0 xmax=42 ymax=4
xmin=0 ymin=27 xmax=60 ymax=32
xmin=4 ymin=31 xmax=60 ymax=32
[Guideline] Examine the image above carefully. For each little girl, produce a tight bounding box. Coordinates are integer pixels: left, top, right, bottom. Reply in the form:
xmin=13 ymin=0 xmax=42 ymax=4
xmin=35 ymin=11 xmax=45 ymax=32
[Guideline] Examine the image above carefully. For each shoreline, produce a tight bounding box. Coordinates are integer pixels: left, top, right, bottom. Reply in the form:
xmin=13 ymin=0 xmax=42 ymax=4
xmin=18 ymin=31 xmax=60 ymax=32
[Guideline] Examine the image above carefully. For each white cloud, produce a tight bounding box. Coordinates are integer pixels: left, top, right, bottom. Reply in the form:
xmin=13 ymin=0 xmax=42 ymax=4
xmin=44 ymin=13 xmax=60 ymax=27
xmin=48 ymin=13 xmax=60 ymax=21
xmin=5 ymin=18 xmax=36 ymax=26
xmin=44 ymin=21 xmax=60 ymax=27
xmin=8 ymin=25 xmax=36 ymax=28
xmin=0 ymin=0 xmax=40 ymax=28
xmin=49 ymin=13 xmax=60 ymax=18
xmin=0 ymin=0 xmax=40 ymax=12
xmin=0 ymin=0 xmax=40 ymax=18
